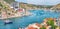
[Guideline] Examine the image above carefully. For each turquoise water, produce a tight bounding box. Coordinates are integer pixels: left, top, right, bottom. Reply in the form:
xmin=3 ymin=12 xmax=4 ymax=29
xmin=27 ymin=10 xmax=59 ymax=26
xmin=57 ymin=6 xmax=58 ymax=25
xmin=0 ymin=10 xmax=60 ymax=29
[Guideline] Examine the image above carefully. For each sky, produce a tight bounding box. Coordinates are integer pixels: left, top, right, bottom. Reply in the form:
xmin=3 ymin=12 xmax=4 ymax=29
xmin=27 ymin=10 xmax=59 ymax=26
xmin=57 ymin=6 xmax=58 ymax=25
xmin=15 ymin=0 xmax=60 ymax=5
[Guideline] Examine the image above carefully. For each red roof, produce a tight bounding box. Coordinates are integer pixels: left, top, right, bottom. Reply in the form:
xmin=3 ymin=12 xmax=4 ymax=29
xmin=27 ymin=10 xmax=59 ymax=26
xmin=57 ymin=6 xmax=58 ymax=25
xmin=18 ymin=9 xmax=23 ymax=12
xmin=35 ymin=23 xmax=40 ymax=27
xmin=27 ymin=27 xmax=37 ymax=29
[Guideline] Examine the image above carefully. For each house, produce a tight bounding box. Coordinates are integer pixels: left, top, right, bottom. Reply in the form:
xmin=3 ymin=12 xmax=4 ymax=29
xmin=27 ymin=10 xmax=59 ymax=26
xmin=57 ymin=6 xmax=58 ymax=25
xmin=25 ymin=23 xmax=40 ymax=29
xmin=18 ymin=8 xmax=25 ymax=12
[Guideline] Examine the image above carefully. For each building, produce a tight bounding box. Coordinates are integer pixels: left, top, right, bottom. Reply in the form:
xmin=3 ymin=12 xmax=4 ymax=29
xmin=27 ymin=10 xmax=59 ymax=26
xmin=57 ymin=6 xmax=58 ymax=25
xmin=56 ymin=18 xmax=60 ymax=27
xmin=11 ymin=1 xmax=19 ymax=10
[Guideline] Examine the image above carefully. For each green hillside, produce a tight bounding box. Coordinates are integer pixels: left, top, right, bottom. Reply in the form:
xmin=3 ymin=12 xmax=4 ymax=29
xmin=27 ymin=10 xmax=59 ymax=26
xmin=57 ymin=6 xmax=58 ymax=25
xmin=0 ymin=2 xmax=3 ymax=7
xmin=4 ymin=0 xmax=53 ymax=10
xmin=20 ymin=2 xmax=53 ymax=10
xmin=4 ymin=0 xmax=15 ymax=4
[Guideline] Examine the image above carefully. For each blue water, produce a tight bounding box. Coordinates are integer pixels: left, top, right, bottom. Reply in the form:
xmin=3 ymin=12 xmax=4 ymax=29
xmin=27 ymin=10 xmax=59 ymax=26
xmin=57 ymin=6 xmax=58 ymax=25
xmin=0 ymin=10 xmax=60 ymax=29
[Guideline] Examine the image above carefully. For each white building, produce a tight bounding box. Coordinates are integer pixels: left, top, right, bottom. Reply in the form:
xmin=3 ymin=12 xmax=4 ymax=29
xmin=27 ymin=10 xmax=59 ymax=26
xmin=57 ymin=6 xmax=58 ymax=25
xmin=11 ymin=1 xmax=19 ymax=10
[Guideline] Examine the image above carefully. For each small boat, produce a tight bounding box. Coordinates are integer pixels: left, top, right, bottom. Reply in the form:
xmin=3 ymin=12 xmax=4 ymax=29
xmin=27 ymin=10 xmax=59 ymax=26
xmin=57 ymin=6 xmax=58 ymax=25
xmin=4 ymin=20 xmax=13 ymax=25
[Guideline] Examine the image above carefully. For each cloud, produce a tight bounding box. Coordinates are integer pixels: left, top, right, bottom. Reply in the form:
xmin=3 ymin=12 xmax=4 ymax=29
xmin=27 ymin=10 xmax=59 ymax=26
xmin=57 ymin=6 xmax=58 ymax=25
xmin=16 ymin=0 xmax=60 ymax=5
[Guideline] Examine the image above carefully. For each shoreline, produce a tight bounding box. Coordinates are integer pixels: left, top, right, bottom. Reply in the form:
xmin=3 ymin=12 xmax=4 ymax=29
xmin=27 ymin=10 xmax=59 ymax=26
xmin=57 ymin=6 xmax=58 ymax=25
xmin=28 ymin=9 xmax=60 ymax=13
xmin=0 ymin=9 xmax=60 ymax=20
xmin=0 ymin=11 xmax=32 ymax=20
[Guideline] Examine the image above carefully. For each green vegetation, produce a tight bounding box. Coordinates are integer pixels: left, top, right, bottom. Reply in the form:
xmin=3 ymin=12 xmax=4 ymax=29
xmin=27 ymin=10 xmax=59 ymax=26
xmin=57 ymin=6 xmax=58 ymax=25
xmin=20 ymin=3 xmax=53 ymax=10
xmin=4 ymin=0 xmax=15 ymax=4
xmin=0 ymin=2 xmax=3 ymax=7
xmin=47 ymin=19 xmax=57 ymax=29
xmin=40 ymin=26 xmax=46 ymax=29
xmin=0 ymin=2 xmax=7 ymax=9
xmin=4 ymin=0 xmax=53 ymax=10
xmin=51 ymin=25 xmax=57 ymax=29
xmin=0 ymin=12 xmax=1 ymax=14
xmin=39 ymin=18 xmax=58 ymax=29
xmin=47 ymin=20 xmax=54 ymax=26
xmin=5 ymin=0 xmax=60 ymax=10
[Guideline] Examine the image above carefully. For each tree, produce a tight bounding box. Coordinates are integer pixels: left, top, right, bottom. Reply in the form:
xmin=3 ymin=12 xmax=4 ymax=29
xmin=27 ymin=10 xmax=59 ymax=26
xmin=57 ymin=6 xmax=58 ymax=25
xmin=0 ymin=2 xmax=3 ymax=7
xmin=46 ymin=19 xmax=57 ymax=29
xmin=40 ymin=26 xmax=46 ymax=29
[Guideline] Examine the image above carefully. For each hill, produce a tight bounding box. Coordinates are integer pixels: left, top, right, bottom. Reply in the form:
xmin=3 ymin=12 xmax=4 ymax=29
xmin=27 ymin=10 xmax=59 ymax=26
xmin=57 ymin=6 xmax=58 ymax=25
xmin=4 ymin=0 xmax=15 ymax=4
xmin=19 ymin=2 xmax=53 ymax=10
xmin=4 ymin=0 xmax=53 ymax=10
xmin=51 ymin=4 xmax=60 ymax=10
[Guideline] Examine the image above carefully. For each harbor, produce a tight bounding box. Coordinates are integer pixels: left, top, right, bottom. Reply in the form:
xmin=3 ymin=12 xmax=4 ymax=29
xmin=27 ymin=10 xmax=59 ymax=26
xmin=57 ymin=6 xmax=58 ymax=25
xmin=0 ymin=0 xmax=60 ymax=29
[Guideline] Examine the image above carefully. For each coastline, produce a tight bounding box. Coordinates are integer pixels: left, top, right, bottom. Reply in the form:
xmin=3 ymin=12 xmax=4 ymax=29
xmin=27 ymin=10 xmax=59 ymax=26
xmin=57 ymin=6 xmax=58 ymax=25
xmin=27 ymin=9 xmax=56 ymax=12
xmin=0 ymin=11 xmax=32 ymax=20
xmin=0 ymin=9 xmax=59 ymax=20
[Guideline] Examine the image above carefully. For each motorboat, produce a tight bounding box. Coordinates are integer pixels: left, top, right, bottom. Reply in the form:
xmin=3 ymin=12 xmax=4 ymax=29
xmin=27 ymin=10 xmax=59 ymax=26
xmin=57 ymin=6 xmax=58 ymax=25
xmin=4 ymin=20 xmax=13 ymax=25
